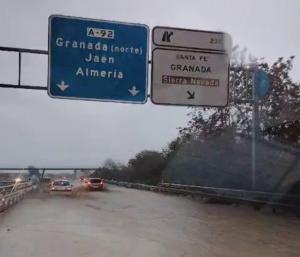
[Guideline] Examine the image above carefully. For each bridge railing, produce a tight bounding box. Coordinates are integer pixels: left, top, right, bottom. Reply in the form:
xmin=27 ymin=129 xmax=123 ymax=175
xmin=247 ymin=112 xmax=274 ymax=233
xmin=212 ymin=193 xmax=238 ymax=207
xmin=0 ymin=181 xmax=33 ymax=213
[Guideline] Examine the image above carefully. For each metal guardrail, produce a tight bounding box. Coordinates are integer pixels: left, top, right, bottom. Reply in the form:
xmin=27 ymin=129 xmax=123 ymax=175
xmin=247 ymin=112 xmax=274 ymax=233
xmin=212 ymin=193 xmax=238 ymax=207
xmin=0 ymin=181 xmax=33 ymax=213
xmin=159 ymin=183 xmax=300 ymax=202
xmin=106 ymin=180 xmax=300 ymax=211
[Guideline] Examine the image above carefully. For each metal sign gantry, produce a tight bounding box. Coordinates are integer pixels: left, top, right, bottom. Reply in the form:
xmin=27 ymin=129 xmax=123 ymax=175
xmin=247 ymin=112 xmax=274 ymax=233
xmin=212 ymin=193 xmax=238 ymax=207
xmin=0 ymin=46 xmax=48 ymax=90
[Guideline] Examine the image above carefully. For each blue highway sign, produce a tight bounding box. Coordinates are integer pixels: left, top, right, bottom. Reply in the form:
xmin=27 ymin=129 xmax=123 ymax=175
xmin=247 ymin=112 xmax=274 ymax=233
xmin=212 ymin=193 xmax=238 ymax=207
xmin=48 ymin=15 xmax=149 ymax=103
xmin=255 ymin=69 xmax=270 ymax=99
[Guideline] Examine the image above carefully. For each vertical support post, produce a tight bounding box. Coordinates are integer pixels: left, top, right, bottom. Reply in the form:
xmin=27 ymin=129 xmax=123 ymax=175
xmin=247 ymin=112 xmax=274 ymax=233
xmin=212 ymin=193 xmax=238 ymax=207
xmin=18 ymin=52 xmax=21 ymax=86
xmin=41 ymin=169 xmax=45 ymax=180
xmin=232 ymin=69 xmax=236 ymax=104
xmin=251 ymin=67 xmax=258 ymax=191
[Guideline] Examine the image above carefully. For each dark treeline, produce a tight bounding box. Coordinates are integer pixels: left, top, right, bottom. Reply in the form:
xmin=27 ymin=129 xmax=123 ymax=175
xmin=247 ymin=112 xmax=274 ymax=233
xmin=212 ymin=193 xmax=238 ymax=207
xmin=92 ymin=48 xmax=300 ymax=194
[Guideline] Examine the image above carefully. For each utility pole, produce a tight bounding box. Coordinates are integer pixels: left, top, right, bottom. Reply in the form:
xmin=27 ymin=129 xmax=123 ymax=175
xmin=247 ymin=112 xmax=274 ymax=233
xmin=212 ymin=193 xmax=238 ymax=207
xmin=251 ymin=66 xmax=258 ymax=191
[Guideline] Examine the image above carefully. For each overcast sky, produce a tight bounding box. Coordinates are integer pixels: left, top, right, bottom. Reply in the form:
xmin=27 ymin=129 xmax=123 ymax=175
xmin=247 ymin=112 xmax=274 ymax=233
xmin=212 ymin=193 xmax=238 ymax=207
xmin=0 ymin=0 xmax=299 ymax=169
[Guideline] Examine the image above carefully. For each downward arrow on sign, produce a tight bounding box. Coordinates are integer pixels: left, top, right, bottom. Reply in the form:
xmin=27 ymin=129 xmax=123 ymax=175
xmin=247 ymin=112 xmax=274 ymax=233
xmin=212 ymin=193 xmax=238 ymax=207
xmin=57 ymin=81 xmax=69 ymax=91
xmin=128 ymin=86 xmax=140 ymax=96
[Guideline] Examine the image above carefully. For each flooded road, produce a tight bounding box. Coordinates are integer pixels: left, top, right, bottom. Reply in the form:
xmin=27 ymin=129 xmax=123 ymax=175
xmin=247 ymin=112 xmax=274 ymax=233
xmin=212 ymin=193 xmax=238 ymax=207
xmin=0 ymin=185 xmax=300 ymax=257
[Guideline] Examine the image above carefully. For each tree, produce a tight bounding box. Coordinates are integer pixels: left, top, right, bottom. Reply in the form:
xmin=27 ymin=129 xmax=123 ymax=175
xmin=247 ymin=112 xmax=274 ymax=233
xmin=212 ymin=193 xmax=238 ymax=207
xmin=27 ymin=165 xmax=40 ymax=178
xmin=92 ymin=151 xmax=167 ymax=185
xmin=162 ymin=137 xmax=181 ymax=158
xmin=164 ymin=48 xmax=300 ymax=192
xmin=128 ymin=150 xmax=166 ymax=184
xmin=92 ymin=159 xmax=126 ymax=180
xmin=179 ymin=47 xmax=300 ymax=144
xmin=103 ymin=158 xmax=120 ymax=170
xmin=27 ymin=165 xmax=40 ymax=185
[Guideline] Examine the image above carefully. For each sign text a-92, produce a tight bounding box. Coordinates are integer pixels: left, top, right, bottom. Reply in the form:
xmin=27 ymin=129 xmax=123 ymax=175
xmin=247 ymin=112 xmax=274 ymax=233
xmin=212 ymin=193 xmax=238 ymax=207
xmin=48 ymin=15 xmax=149 ymax=103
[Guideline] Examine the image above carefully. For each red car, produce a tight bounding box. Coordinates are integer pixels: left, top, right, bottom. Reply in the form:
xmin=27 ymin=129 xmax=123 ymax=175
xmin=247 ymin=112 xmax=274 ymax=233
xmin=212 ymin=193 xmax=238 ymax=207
xmin=84 ymin=178 xmax=105 ymax=191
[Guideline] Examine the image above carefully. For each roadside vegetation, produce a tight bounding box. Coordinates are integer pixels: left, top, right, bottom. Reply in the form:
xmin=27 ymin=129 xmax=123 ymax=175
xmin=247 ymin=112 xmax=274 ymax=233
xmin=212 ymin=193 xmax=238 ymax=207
xmin=92 ymin=48 xmax=300 ymax=195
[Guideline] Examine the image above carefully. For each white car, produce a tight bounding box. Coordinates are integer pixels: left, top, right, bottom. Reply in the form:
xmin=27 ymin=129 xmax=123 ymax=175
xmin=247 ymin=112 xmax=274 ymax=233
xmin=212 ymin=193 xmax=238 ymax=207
xmin=50 ymin=180 xmax=73 ymax=192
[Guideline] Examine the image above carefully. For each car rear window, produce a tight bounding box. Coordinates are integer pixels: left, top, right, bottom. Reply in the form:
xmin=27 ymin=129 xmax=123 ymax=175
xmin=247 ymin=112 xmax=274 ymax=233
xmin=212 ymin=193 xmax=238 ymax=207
xmin=90 ymin=179 xmax=101 ymax=183
xmin=53 ymin=181 xmax=70 ymax=186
